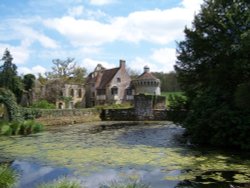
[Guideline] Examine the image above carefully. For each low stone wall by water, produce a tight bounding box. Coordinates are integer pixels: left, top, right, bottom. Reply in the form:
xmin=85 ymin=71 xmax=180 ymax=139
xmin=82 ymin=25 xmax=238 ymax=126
xmin=100 ymin=108 xmax=168 ymax=121
xmin=31 ymin=108 xmax=100 ymax=126
xmin=100 ymin=94 xmax=168 ymax=121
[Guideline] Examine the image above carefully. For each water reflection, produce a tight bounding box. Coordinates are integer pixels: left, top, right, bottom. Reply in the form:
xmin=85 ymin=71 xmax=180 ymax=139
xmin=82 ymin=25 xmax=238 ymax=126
xmin=116 ymin=124 xmax=185 ymax=147
xmin=11 ymin=160 xmax=71 ymax=188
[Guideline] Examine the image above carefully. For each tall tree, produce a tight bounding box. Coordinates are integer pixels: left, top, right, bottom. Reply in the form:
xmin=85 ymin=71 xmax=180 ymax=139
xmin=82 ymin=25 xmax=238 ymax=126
xmin=45 ymin=58 xmax=86 ymax=83
xmin=45 ymin=58 xmax=76 ymax=80
xmin=152 ymin=71 xmax=181 ymax=92
xmin=23 ymin=74 xmax=36 ymax=91
xmin=175 ymin=0 xmax=250 ymax=150
xmin=0 ymin=49 xmax=23 ymax=101
xmin=19 ymin=74 xmax=36 ymax=107
xmin=70 ymin=66 xmax=86 ymax=84
xmin=44 ymin=79 xmax=64 ymax=103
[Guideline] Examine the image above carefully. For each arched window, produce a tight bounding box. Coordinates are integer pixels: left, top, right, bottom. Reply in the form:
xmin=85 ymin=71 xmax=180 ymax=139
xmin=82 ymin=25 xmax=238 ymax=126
xmin=58 ymin=102 xmax=63 ymax=109
xmin=70 ymin=89 xmax=74 ymax=97
xmin=111 ymin=86 xmax=118 ymax=95
xmin=78 ymin=89 xmax=82 ymax=98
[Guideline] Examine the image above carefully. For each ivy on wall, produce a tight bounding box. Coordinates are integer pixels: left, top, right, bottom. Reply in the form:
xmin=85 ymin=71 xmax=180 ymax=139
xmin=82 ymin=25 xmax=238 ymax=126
xmin=0 ymin=88 xmax=23 ymax=121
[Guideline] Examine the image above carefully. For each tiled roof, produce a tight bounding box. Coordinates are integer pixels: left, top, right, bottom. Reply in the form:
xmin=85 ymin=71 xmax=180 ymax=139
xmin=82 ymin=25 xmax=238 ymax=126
xmin=97 ymin=68 xmax=119 ymax=89
xmin=86 ymin=73 xmax=97 ymax=84
xmin=135 ymin=72 xmax=158 ymax=80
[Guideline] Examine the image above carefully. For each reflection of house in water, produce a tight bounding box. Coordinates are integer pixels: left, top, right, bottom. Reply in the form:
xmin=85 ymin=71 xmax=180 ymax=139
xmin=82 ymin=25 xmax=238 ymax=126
xmin=131 ymin=66 xmax=161 ymax=95
xmin=85 ymin=60 xmax=132 ymax=107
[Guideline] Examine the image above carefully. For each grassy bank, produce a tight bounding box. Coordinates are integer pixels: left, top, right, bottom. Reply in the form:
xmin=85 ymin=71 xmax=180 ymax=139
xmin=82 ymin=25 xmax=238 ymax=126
xmin=0 ymin=120 xmax=43 ymax=136
xmin=161 ymin=92 xmax=184 ymax=107
xmin=0 ymin=165 xmax=17 ymax=188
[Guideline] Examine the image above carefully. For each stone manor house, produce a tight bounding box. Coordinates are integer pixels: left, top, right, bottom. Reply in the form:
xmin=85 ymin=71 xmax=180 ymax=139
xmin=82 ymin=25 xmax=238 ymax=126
xmin=34 ymin=60 xmax=161 ymax=109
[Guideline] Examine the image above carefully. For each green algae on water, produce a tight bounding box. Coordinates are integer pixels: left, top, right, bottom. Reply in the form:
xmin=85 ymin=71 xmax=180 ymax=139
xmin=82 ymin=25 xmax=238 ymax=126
xmin=0 ymin=123 xmax=250 ymax=184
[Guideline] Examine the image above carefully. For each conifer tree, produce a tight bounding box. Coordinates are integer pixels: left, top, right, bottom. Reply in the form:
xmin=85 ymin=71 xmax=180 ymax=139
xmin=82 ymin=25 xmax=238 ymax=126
xmin=0 ymin=49 xmax=23 ymax=101
xmin=175 ymin=0 xmax=250 ymax=150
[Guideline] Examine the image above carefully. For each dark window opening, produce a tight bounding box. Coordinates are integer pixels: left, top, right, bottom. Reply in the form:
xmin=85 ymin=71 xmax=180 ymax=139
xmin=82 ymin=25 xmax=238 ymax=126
xmin=126 ymin=89 xmax=132 ymax=95
xmin=78 ymin=89 xmax=82 ymax=98
xmin=97 ymin=89 xmax=106 ymax=95
xmin=70 ymin=89 xmax=74 ymax=97
xmin=111 ymin=87 xmax=118 ymax=95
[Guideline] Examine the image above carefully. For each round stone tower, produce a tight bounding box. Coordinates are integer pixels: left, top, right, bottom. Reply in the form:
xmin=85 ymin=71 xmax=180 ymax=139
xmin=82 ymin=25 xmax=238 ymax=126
xmin=131 ymin=66 xmax=161 ymax=95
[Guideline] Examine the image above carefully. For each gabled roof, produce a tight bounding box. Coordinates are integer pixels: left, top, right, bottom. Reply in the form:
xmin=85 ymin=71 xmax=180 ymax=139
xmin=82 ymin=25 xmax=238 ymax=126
xmin=97 ymin=68 xmax=119 ymax=89
xmin=86 ymin=72 xmax=98 ymax=84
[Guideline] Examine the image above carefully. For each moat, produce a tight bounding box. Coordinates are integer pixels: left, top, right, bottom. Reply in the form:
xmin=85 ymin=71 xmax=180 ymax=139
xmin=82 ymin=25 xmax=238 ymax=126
xmin=0 ymin=122 xmax=249 ymax=188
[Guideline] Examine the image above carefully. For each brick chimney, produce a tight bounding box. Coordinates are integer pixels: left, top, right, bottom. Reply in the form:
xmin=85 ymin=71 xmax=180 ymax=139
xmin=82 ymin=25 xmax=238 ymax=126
xmin=119 ymin=59 xmax=126 ymax=69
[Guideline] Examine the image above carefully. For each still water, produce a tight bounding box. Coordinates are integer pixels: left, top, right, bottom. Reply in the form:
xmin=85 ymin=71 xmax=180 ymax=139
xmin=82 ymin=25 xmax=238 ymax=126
xmin=0 ymin=122 xmax=249 ymax=188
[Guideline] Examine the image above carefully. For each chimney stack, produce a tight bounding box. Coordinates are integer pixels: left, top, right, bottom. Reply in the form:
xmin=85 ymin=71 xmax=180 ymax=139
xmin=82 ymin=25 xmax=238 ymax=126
xmin=119 ymin=59 xmax=126 ymax=69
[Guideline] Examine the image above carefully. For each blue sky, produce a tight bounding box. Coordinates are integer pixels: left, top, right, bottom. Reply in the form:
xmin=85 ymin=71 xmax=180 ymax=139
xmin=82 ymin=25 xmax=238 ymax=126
xmin=0 ymin=0 xmax=203 ymax=76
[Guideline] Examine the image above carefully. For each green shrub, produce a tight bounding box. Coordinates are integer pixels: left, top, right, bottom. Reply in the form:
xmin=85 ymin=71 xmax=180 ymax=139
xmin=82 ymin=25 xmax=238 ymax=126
xmin=31 ymin=100 xmax=56 ymax=109
xmin=9 ymin=121 xmax=21 ymax=135
xmin=21 ymin=108 xmax=42 ymax=120
xmin=0 ymin=165 xmax=17 ymax=188
xmin=0 ymin=88 xmax=23 ymax=121
xmin=183 ymin=94 xmax=250 ymax=150
xmin=0 ymin=120 xmax=44 ymax=136
xmin=167 ymin=94 xmax=188 ymax=123
xmin=74 ymin=101 xmax=84 ymax=109
xmin=33 ymin=122 xmax=44 ymax=133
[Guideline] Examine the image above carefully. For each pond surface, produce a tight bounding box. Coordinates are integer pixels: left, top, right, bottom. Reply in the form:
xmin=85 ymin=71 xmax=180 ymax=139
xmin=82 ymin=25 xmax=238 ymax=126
xmin=0 ymin=121 xmax=250 ymax=188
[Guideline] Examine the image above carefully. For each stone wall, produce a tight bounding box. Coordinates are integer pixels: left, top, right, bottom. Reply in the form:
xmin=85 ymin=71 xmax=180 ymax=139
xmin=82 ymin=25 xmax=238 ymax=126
xmin=134 ymin=95 xmax=154 ymax=120
xmin=33 ymin=108 xmax=100 ymax=126
xmin=101 ymin=94 xmax=167 ymax=121
xmin=37 ymin=108 xmax=97 ymax=117
xmin=100 ymin=108 xmax=135 ymax=121
xmin=101 ymin=108 xmax=168 ymax=121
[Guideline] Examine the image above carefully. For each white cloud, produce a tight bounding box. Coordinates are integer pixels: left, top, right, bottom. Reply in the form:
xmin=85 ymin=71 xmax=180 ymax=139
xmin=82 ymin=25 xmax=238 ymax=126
xmin=181 ymin=0 xmax=203 ymax=10
xmin=18 ymin=65 xmax=47 ymax=76
xmin=0 ymin=18 xmax=58 ymax=49
xmin=86 ymin=9 xmax=109 ymax=20
xmin=128 ymin=48 xmax=176 ymax=73
xmin=89 ymin=0 xmax=115 ymax=6
xmin=129 ymin=57 xmax=158 ymax=73
xmin=16 ymin=26 xmax=59 ymax=49
xmin=81 ymin=58 xmax=115 ymax=73
xmin=150 ymin=48 xmax=176 ymax=72
xmin=44 ymin=16 xmax=119 ymax=46
xmin=0 ymin=42 xmax=30 ymax=65
xmin=44 ymin=0 xmax=202 ymax=46
xmin=68 ymin=6 xmax=84 ymax=17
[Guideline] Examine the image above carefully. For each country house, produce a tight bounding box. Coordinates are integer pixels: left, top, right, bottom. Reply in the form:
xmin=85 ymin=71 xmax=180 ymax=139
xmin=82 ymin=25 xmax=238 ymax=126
xmin=85 ymin=60 xmax=132 ymax=107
